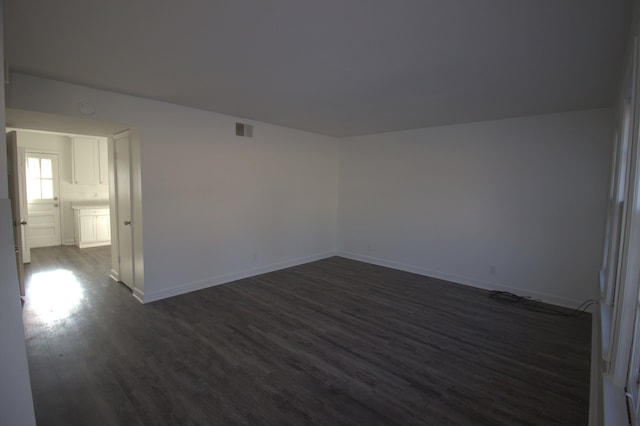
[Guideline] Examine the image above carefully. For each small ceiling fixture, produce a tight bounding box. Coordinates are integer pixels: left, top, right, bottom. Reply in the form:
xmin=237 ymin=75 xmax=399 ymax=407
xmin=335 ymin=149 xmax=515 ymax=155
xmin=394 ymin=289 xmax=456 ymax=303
xmin=77 ymin=102 xmax=96 ymax=116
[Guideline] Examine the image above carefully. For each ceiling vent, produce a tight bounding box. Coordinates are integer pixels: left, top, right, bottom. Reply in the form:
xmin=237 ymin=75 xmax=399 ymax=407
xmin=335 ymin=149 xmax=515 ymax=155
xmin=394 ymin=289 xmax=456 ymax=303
xmin=235 ymin=122 xmax=253 ymax=137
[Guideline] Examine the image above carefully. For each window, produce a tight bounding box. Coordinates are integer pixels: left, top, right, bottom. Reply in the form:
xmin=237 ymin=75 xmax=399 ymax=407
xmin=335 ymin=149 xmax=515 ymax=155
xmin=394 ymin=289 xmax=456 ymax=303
xmin=608 ymin=102 xmax=633 ymax=307
xmin=26 ymin=156 xmax=54 ymax=201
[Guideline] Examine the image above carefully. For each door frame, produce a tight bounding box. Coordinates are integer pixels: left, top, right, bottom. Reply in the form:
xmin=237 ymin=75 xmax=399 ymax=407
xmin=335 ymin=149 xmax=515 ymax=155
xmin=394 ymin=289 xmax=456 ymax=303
xmin=17 ymin=145 xmax=30 ymax=263
xmin=6 ymin=131 xmax=26 ymax=296
xmin=110 ymin=131 xmax=133 ymax=289
xmin=7 ymin=117 xmax=145 ymax=304
xmin=108 ymin=129 xmax=144 ymax=302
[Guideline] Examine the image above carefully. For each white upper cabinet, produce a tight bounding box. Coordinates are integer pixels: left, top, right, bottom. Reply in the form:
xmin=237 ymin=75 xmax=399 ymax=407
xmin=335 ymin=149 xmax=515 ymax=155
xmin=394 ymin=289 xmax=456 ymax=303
xmin=98 ymin=138 xmax=108 ymax=184
xmin=71 ymin=136 xmax=108 ymax=185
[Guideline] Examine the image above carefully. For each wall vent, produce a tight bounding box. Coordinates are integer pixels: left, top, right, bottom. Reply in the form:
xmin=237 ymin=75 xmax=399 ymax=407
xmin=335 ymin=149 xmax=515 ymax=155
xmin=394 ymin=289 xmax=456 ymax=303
xmin=235 ymin=122 xmax=253 ymax=137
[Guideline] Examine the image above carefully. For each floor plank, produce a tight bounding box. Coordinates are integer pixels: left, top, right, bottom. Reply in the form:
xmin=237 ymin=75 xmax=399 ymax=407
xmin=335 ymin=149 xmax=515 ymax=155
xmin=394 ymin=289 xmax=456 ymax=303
xmin=23 ymin=246 xmax=591 ymax=425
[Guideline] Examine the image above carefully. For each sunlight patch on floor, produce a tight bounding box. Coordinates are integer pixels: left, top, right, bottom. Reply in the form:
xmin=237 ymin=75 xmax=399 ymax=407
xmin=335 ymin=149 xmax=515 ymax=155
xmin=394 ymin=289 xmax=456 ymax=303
xmin=27 ymin=269 xmax=85 ymax=323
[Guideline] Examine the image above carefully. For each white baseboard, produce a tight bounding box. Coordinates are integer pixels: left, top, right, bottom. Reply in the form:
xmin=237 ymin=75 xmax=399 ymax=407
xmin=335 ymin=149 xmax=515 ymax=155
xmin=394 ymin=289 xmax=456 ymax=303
xmin=132 ymin=288 xmax=144 ymax=304
xmin=336 ymin=251 xmax=587 ymax=309
xmin=109 ymin=268 xmax=142 ymax=303
xmin=140 ymin=249 xmax=588 ymax=308
xmin=142 ymin=251 xmax=337 ymax=303
xmin=78 ymin=241 xmax=110 ymax=249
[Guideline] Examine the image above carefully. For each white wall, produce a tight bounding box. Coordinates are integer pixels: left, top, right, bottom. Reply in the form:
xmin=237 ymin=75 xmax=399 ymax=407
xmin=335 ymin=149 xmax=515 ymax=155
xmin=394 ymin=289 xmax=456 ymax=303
xmin=8 ymin=73 xmax=340 ymax=302
xmin=338 ymin=109 xmax=612 ymax=306
xmin=14 ymin=131 xmax=109 ymax=245
xmin=0 ymin=201 xmax=36 ymax=425
xmin=7 ymin=74 xmax=613 ymax=308
xmin=0 ymin=2 xmax=36 ymax=422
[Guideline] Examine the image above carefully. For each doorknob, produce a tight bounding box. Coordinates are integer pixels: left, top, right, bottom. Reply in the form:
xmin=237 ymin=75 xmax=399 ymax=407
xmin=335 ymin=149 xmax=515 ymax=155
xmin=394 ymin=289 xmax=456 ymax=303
xmin=20 ymin=221 xmax=27 ymax=225
xmin=124 ymin=220 xmax=131 ymax=225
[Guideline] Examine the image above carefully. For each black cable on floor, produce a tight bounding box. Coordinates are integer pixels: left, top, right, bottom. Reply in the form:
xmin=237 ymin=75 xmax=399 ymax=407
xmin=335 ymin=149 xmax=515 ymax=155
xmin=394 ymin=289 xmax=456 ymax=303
xmin=489 ymin=290 xmax=596 ymax=317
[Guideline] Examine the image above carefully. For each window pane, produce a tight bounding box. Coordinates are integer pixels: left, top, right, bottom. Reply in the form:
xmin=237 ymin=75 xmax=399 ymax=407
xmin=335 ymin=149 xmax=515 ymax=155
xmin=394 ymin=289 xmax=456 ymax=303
xmin=27 ymin=178 xmax=41 ymax=201
xmin=41 ymin=179 xmax=54 ymax=199
xmin=27 ymin=158 xmax=40 ymax=179
xmin=41 ymin=159 xmax=53 ymax=179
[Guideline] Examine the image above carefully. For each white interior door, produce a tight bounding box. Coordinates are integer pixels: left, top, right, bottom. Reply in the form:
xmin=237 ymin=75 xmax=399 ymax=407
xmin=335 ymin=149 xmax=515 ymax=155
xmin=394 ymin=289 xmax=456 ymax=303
xmin=25 ymin=152 xmax=61 ymax=248
xmin=18 ymin=147 xmax=30 ymax=263
xmin=6 ymin=132 xmax=26 ymax=296
xmin=114 ymin=132 xmax=134 ymax=289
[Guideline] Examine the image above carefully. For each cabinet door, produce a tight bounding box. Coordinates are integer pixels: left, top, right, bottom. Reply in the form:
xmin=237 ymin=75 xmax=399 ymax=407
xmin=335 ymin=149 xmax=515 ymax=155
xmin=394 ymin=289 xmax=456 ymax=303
xmin=79 ymin=215 xmax=97 ymax=243
xmin=96 ymin=214 xmax=111 ymax=241
xmin=72 ymin=137 xmax=99 ymax=184
xmin=98 ymin=139 xmax=109 ymax=184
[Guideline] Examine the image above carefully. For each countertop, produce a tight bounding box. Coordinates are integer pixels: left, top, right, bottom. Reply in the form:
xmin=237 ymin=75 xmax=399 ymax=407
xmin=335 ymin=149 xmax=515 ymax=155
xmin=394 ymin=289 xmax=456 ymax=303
xmin=71 ymin=202 xmax=110 ymax=210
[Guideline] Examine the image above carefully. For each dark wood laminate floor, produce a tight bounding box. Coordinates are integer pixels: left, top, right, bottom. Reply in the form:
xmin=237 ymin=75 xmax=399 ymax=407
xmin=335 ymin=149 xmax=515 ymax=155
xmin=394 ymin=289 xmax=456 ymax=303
xmin=23 ymin=246 xmax=591 ymax=425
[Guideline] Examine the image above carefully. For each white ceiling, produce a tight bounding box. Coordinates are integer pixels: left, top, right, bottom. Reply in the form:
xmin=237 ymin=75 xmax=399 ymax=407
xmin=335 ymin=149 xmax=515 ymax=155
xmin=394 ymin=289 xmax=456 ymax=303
xmin=5 ymin=0 xmax=633 ymax=137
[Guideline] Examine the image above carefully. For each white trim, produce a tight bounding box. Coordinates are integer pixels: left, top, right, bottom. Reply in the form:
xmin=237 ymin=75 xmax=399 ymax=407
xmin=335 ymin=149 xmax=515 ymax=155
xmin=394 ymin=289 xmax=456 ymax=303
xmin=7 ymin=126 xmax=110 ymax=141
xmin=23 ymin=147 xmax=61 ymax=155
xmin=337 ymin=251 xmax=589 ymax=309
xmin=132 ymin=288 xmax=144 ymax=304
xmin=77 ymin=241 xmax=110 ymax=249
xmin=141 ymin=251 xmax=337 ymax=303
xmin=601 ymin=302 xmax=614 ymax=365
xmin=109 ymin=268 xmax=119 ymax=282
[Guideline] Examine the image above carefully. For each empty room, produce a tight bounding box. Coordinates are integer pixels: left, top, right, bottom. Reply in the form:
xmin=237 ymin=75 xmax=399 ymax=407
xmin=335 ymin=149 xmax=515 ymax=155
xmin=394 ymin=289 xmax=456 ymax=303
xmin=1 ymin=0 xmax=639 ymax=425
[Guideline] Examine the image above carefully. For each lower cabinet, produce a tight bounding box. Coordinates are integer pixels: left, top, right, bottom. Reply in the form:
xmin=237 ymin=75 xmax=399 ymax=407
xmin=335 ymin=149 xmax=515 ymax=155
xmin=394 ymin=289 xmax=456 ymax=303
xmin=74 ymin=207 xmax=111 ymax=248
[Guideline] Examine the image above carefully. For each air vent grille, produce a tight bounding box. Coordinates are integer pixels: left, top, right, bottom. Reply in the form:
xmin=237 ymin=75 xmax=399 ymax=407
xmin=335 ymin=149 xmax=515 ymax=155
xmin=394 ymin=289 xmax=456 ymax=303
xmin=235 ymin=122 xmax=253 ymax=137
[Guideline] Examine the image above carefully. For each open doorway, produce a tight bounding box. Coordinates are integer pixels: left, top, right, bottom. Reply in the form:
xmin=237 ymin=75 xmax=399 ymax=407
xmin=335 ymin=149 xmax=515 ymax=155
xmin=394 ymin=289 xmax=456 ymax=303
xmin=9 ymin=130 xmax=109 ymax=253
xmin=6 ymin=109 xmax=142 ymax=301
